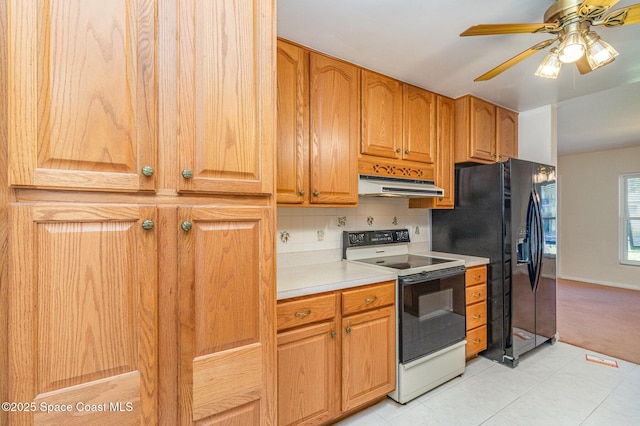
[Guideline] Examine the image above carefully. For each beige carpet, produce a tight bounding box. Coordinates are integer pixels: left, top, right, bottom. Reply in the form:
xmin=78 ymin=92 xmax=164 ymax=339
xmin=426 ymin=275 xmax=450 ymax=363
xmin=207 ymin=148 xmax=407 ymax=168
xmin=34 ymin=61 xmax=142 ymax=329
xmin=557 ymin=278 xmax=640 ymax=365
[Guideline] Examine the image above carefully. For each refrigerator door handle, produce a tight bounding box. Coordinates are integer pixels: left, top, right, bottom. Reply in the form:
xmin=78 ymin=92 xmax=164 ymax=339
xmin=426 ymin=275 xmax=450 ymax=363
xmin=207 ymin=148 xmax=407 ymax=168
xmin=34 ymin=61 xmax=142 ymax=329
xmin=525 ymin=191 xmax=536 ymax=291
xmin=532 ymin=188 xmax=544 ymax=292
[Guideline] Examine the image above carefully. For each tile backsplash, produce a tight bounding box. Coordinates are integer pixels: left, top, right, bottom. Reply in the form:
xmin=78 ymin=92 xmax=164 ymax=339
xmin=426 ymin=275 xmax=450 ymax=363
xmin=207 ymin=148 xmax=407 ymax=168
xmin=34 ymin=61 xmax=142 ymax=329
xmin=277 ymin=197 xmax=430 ymax=256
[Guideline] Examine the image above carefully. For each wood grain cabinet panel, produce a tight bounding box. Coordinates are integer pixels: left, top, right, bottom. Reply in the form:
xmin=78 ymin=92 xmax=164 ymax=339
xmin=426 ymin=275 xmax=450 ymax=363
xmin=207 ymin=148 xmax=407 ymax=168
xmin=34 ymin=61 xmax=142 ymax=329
xmin=309 ymin=53 xmax=360 ymax=205
xmin=497 ymin=107 xmax=519 ymax=161
xmin=277 ymin=321 xmax=338 ymax=426
xmin=276 ymin=40 xmax=309 ymax=204
xmin=465 ymin=266 xmax=488 ymax=360
xmin=7 ymin=0 xmax=157 ymax=192
xmin=455 ymin=95 xmax=518 ymax=165
xmin=177 ymin=0 xmax=274 ymax=195
xmin=361 ymin=70 xmax=403 ymax=159
xmin=341 ymin=305 xmax=395 ymax=412
xmin=177 ymin=206 xmax=275 ymax=424
xmin=7 ymin=204 xmax=158 ymax=425
xmin=403 ymin=85 xmax=436 ymax=164
xmin=276 ymin=282 xmax=396 ymax=425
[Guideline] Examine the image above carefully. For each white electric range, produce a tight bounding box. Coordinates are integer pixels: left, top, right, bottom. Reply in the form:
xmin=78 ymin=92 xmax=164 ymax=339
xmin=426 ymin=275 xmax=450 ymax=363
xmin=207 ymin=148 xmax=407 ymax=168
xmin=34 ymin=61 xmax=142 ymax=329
xmin=343 ymin=229 xmax=467 ymax=404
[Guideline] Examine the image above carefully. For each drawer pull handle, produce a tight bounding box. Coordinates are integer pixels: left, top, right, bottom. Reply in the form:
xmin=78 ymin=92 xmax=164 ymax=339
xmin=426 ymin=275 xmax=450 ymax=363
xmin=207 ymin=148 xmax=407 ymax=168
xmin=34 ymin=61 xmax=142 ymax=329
xmin=473 ymin=339 xmax=482 ymax=344
xmin=473 ymin=314 xmax=482 ymax=319
xmin=472 ymin=293 xmax=482 ymax=298
xmin=364 ymin=296 xmax=378 ymax=304
xmin=472 ymin=274 xmax=482 ymax=279
xmin=295 ymin=310 xmax=311 ymax=317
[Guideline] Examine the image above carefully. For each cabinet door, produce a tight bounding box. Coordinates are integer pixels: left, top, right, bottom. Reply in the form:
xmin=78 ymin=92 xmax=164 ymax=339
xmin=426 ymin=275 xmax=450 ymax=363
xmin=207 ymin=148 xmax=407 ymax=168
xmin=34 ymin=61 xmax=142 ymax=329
xmin=403 ymin=85 xmax=436 ymax=164
xmin=7 ymin=204 xmax=158 ymax=425
xmin=434 ymin=96 xmax=455 ymax=208
xmin=469 ymin=97 xmax=496 ymax=162
xmin=277 ymin=321 xmax=338 ymax=426
xmin=309 ymin=54 xmax=359 ymax=205
xmin=177 ymin=0 xmax=274 ymax=195
xmin=361 ymin=70 xmax=402 ymax=159
xmin=497 ymin=107 xmax=518 ymax=161
xmin=276 ymin=40 xmax=309 ymax=204
xmin=177 ymin=206 xmax=275 ymax=425
xmin=8 ymin=0 xmax=156 ymax=192
xmin=341 ymin=306 xmax=395 ymax=412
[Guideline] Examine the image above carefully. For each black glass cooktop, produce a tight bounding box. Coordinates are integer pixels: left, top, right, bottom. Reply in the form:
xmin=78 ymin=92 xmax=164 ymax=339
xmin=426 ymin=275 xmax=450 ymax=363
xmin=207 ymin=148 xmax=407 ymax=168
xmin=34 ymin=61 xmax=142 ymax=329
xmin=355 ymin=254 xmax=455 ymax=270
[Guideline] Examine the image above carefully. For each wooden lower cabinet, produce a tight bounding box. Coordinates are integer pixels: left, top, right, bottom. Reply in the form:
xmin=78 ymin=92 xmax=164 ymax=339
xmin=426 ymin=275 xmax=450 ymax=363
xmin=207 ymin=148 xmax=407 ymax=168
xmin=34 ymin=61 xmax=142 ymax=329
xmin=7 ymin=203 xmax=159 ymax=425
xmin=276 ymin=281 xmax=396 ymax=425
xmin=465 ymin=266 xmax=488 ymax=360
xmin=341 ymin=306 xmax=395 ymax=412
xmin=277 ymin=321 xmax=338 ymax=425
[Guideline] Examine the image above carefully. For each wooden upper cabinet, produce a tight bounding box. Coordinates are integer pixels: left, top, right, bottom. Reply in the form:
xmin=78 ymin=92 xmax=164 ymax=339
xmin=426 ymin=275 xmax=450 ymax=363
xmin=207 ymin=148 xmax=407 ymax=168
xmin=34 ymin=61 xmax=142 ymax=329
xmin=276 ymin=40 xmax=309 ymax=204
xmin=177 ymin=206 xmax=275 ymax=424
xmin=309 ymin=53 xmax=359 ymax=204
xmin=177 ymin=0 xmax=274 ymax=195
xmin=7 ymin=204 xmax=158 ymax=425
xmin=403 ymin=85 xmax=436 ymax=164
xmin=361 ymin=70 xmax=403 ymax=159
xmin=497 ymin=107 xmax=519 ymax=161
xmin=7 ymin=0 xmax=157 ymax=192
xmin=433 ymin=95 xmax=455 ymax=208
xmin=455 ymin=95 xmax=518 ymax=164
xmin=469 ymin=96 xmax=496 ymax=162
xmin=360 ymin=75 xmax=435 ymax=165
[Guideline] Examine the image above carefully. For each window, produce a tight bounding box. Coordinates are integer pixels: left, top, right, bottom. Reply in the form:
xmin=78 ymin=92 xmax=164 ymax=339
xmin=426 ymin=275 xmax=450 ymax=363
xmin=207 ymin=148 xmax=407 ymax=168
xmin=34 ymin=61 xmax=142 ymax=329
xmin=540 ymin=182 xmax=556 ymax=256
xmin=620 ymin=173 xmax=640 ymax=266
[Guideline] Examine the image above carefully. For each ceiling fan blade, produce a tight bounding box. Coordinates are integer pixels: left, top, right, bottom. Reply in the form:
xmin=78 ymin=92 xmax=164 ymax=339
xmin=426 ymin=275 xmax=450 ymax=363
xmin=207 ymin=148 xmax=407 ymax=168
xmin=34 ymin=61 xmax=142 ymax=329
xmin=599 ymin=3 xmax=640 ymax=26
xmin=579 ymin=0 xmax=620 ymax=18
xmin=460 ymin=23 xmax=558 ymax=36
xmin=575 ymin=56 xmax=594 ymax=75
xmin=474 ymin=39 xmax=556 ymax=81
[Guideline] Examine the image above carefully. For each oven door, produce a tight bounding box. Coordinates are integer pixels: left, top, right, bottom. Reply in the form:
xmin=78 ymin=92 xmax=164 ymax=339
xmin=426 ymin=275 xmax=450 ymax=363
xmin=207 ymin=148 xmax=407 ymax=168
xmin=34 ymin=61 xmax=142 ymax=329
xmin=399 ymin=266 xmax=466 ymax=364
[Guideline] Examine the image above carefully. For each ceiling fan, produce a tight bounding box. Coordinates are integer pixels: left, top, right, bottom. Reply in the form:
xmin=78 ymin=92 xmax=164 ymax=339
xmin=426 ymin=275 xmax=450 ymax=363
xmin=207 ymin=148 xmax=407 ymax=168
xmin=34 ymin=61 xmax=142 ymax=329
xmin=461 ymin=0 xmax=640 ymax=80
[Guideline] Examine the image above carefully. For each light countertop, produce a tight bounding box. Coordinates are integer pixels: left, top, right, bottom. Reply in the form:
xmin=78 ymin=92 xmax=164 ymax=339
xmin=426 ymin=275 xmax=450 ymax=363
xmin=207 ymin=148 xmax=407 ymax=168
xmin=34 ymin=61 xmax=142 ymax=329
xmin=277 ymin=251 xmax=489 ymax=300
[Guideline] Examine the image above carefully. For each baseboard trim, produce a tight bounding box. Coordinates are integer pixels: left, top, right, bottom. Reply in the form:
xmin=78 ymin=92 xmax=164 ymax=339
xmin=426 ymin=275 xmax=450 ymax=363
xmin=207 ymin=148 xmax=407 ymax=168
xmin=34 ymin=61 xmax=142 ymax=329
xmin=559 ymin=275 xmax=640 ymax=292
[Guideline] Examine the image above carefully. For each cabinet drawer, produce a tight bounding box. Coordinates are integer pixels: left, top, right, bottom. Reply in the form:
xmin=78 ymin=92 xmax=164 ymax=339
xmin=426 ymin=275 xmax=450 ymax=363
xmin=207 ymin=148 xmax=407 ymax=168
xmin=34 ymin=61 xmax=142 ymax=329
xmin=466 ymin=301 xmax=487 ymax=330
xmin=342 ymin=281 xmax=395 ymax=316
xmin=466 ymin=283 xmax=486 ymax=305
xmin=466 ymin=325 xmax=487 ymax=358
xmin=277 ymin=293 xmax=337 ymax=332
xmin=466 ymin=266 xmax=487 ymax=286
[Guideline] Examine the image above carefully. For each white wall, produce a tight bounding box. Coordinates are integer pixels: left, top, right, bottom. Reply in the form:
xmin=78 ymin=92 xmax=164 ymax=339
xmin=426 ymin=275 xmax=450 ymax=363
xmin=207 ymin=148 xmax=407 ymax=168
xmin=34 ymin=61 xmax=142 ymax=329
xmin=558 ymin=145 xmax=640 ymax=290
xmin=518 ymin=104 xmax=557 ymax=166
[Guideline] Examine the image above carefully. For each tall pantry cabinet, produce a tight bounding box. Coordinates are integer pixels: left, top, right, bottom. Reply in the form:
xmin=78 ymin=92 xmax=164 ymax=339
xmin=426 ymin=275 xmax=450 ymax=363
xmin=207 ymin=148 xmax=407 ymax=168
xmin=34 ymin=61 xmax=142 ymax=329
xmin=0 ymin=1 xmax=277 ymax=425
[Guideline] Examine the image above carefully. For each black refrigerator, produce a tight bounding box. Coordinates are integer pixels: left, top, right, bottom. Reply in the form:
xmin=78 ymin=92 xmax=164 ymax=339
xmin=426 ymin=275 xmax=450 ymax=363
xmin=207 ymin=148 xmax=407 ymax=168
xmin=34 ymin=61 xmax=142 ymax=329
xmin=432 ymin=158 xmax=557 ymax=367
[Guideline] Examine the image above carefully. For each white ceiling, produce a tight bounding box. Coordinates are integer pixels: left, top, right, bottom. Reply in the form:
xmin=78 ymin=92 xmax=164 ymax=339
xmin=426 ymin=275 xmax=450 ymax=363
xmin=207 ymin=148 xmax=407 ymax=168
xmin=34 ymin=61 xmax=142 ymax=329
xmin=277 ymin=0 xmax=640 ymax=155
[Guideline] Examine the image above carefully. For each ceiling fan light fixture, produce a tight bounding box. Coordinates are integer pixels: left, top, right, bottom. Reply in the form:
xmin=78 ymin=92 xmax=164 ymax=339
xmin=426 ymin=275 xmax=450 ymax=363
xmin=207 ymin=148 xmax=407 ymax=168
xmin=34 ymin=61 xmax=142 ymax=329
xmin=558 ymin=30 xmax=586 ymax=63
xmin=535 ymin=48 xmax=562 ymax=79
xmin=584 ymin=32 xmax=619 ymax=69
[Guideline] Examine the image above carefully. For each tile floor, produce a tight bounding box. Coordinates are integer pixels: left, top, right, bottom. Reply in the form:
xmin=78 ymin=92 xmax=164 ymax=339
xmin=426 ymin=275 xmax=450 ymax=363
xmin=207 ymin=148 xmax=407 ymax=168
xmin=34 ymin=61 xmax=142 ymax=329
xmin=336 ymin=342 xmax=640 ymax=425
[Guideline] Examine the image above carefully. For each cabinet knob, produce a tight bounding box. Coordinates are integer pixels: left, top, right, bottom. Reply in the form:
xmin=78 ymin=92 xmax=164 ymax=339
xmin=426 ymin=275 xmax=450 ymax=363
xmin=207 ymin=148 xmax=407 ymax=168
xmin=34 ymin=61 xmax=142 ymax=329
xmin=405 ymin=149 xmax=410 ymax=155
xmin=492 ymin=153 xmax=497 ymax=158
xmin=141 ymin=220 xmax=154 ymax=231
xmin=182 ymin=168 xmax=193 ymax=179
xmin=345 ymin=327 xmax=351 ymax=334
xmin=396 ymin=148 xmax=401 ymax=153
xmin=313 ymin=191 xmax=319 ymax=196
xmin=181 ymin=221 xmax=192 ymax=232
xmin=299 ymin=190 xmax=305 ymax=196
xmin=331 ymin=331 xmax=337 ymax=338
xmin=141 ymin=165 xmax=154 ymax=177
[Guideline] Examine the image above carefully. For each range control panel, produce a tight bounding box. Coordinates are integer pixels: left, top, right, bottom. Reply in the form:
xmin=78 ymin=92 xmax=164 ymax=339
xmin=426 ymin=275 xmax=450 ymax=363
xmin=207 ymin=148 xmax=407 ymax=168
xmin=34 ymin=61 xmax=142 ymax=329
xmin=343 ymin=229 xmax=410 ymax=248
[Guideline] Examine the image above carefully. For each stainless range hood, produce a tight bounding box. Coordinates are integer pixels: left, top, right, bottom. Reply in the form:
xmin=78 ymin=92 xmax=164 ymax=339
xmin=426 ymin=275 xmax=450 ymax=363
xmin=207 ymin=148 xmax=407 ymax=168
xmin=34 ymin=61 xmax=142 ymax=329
xmin=358 ymin=174 xmax=444 ymax=198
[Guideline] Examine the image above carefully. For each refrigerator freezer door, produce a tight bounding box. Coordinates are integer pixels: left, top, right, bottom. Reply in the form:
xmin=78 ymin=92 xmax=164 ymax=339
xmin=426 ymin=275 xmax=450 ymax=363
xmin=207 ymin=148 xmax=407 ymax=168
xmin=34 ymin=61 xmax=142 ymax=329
xmin=509 ymin=160 xmax=536 ymax=359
